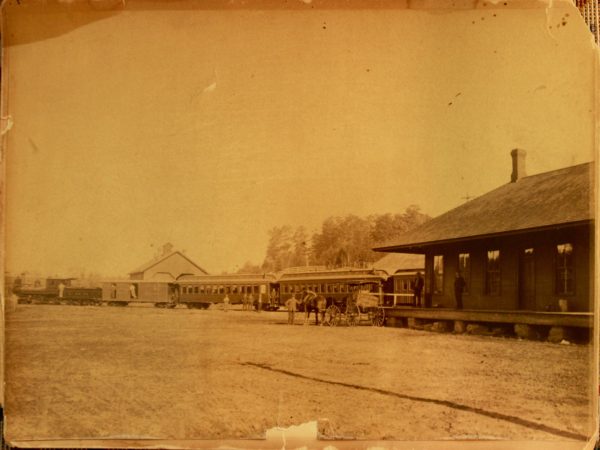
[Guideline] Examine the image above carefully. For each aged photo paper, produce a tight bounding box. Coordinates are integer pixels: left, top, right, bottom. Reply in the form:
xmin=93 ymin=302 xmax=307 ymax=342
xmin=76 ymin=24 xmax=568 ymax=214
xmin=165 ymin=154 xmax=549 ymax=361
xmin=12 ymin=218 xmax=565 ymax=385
xmin=1 ymin=0 xmax=598 ymax=448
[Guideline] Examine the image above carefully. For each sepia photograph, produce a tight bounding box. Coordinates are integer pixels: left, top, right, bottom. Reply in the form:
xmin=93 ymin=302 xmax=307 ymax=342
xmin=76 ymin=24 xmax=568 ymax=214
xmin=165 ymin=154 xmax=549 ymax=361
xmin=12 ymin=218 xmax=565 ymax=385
xmin=1 ymin=0 xmax=598 ymax=448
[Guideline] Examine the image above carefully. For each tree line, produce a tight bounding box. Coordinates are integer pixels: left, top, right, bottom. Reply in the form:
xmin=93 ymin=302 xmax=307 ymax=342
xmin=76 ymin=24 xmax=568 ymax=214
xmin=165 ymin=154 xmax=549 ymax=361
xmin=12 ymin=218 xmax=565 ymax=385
xmin=237 ymin=205 xmax=430 ymax=274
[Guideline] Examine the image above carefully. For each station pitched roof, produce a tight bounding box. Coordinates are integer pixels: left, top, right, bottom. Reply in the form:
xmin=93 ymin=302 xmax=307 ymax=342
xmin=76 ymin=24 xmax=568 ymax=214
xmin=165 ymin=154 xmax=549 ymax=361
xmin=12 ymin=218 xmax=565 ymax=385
xmin=129 ymin=251 xmax=208 ymax=276
xmin=374 ymin=161 xmax=594 ymax=253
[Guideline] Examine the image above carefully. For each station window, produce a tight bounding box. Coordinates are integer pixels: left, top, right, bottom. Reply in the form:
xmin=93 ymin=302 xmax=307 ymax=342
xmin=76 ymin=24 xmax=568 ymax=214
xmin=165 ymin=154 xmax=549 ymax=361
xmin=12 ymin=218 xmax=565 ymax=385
xmin=433 ymin=255 xmax=444 ymax=294
xmin=458 ymin=253 xmax=470 ymax=294
xmin=556 ymin=243 xmax=574 ymax=295
xmin=485 ymin=250 xmax=501 ymax=295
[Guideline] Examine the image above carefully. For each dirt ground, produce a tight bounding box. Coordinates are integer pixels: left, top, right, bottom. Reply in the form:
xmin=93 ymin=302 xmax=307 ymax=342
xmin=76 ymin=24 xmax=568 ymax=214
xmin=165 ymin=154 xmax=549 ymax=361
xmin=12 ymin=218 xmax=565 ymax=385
xmin=4 ymin=304 xmax=596 ymax=444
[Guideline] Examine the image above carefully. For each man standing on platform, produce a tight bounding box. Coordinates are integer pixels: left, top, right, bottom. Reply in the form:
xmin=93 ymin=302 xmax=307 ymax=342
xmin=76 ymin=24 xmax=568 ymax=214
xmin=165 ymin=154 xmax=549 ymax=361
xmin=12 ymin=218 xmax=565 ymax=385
xmin=413 ymin=272 xmax=424 ymax=307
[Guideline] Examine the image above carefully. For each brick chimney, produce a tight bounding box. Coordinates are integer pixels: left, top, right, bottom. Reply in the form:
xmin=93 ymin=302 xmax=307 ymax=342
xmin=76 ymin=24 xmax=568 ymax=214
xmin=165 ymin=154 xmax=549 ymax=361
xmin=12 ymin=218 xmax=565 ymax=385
xmin=510 ymin=149 xmax=527 ymax=183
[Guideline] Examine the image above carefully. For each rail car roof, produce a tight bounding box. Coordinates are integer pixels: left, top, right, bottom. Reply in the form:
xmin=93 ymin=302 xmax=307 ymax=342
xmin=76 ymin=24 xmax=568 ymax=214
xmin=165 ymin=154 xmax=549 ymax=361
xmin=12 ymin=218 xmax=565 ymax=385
xmin=101 ymin=280 xmax=177 ymax=284
xmin=176 ymin=273 xmax=277 ymax=283
xmin=278 ymin=269 xmax=387 ymax=282
xmin=374 ymin=161 xmax=594 ymax=253
xmin=370 ymin=253 xmax=424 ymax=275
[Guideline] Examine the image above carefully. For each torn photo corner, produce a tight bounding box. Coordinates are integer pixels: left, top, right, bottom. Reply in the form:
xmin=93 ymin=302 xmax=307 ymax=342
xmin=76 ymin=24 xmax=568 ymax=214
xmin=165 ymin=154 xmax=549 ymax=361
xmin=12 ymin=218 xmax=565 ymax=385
xmin=1 ymin=0 xmax=598 ymax=448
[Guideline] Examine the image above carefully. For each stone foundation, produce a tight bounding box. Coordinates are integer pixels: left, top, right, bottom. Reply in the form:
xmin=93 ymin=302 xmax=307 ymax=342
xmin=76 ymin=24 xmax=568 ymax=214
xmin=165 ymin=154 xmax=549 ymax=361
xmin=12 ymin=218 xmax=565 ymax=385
xmin=431 ymin=321 xmax=453 ymax=333
xmin=466 ymin=324 xmax=491 ymax=335
xmin=514 ymin=323 xmax=543 ymax=340
xmin=547 ymin=326 xmax=574 ymax=343
xmin=453 ymin=320 xmax=466 ymax=334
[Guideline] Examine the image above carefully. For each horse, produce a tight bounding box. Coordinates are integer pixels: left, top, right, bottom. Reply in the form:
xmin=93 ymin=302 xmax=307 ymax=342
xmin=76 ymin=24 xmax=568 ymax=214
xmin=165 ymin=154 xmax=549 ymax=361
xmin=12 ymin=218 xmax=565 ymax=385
xmin=303 ymin=294 xmax=327 ymax=325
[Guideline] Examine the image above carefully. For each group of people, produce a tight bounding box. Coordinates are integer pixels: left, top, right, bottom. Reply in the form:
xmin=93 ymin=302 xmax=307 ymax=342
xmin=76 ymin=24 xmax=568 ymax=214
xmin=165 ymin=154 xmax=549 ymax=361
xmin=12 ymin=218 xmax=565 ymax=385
xmin=240 ymin=293 xmax=255 ymax=311
xmin=221 ymin=292 xmax=266 ymax=312
xmin=412 ymin=271 xmax=466 ymax=309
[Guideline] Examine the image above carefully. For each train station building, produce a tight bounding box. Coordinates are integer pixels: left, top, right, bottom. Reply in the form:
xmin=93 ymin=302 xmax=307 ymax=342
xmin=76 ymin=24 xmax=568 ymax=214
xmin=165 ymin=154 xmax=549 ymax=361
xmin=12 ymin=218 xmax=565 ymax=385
xmin=129 ymin=243 xmax=208 ymax=281
xmin=374 ymin=150 xmax=594 ymax=339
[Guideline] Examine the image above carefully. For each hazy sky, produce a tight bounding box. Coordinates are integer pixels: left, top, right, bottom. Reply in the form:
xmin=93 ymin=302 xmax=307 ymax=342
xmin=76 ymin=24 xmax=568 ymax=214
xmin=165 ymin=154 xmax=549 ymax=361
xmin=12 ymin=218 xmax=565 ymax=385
xmin=4 ymin=0 xmax=597 ymax=276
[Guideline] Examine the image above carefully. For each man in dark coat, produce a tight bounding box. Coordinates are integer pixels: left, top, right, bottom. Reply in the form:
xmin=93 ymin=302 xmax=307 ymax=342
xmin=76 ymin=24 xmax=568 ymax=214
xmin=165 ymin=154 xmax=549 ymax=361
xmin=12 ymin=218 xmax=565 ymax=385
xmin=454 ymin=272 xmax=466 ymax=309
xmin=413 ymin=272 xmax=424 ymax=307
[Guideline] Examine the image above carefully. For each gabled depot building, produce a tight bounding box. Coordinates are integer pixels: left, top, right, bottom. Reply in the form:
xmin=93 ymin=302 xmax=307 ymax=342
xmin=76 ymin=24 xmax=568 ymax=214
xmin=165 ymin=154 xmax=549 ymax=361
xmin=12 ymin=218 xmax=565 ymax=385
xmin=375 ymin=150 xmax=594 ymax=316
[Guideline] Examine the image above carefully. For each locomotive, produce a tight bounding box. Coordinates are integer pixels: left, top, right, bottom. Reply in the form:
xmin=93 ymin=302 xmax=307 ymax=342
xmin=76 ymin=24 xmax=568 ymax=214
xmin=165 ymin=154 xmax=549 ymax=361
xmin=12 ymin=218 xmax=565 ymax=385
xmin=13 ymin=278 xmax=102 ymax=306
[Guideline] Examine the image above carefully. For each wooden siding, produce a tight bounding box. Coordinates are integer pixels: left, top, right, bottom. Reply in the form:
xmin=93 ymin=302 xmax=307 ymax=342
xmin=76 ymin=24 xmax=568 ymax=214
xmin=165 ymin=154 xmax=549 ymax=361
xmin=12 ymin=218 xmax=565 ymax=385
xmin=422 ymin=225 xmax=592 ymax=312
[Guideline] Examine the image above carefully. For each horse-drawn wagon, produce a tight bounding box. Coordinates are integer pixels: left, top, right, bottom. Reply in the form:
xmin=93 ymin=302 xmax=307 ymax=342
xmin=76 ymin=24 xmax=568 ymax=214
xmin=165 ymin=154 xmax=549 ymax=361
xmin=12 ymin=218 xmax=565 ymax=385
xmin=324 ymin=286 xmax=381 ymax=326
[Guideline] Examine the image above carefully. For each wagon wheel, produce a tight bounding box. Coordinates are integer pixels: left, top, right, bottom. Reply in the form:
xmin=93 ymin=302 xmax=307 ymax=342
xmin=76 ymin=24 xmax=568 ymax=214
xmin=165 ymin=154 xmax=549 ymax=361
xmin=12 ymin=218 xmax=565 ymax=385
xmin=372 ymin=308 xmax=385 ymax=327
xmin=325 ymin=305 xmax=340 ymax=326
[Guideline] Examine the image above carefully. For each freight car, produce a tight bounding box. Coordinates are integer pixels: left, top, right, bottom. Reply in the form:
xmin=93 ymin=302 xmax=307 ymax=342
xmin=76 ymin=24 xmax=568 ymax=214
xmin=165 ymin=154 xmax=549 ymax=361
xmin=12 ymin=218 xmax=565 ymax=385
xmin=101 ymin=280 xmax=180 ymax=307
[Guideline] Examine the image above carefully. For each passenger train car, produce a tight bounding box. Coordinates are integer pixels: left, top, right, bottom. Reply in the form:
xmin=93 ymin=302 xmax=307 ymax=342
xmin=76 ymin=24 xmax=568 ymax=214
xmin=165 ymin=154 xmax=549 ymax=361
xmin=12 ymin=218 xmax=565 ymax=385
xmin=176 ymin=273 xmax=278 ymax=310
xmin=277 ymin=267 xmax=387 ymax=311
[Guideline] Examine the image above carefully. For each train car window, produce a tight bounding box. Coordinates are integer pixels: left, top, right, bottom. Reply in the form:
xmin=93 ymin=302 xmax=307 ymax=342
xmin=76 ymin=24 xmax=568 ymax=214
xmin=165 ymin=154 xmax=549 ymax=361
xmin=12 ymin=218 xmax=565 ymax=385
xmin=218 ymin=286 xmax=223 ymax=294
xmin=253 ymin=285 xmax=259 ymax=294
xmin=194 ymin=286 xmax=199 ymax=294
xmin=232 ymin=286 xmax=237 ymax=294
xmin=188 ymin=286 xmax=192 ymax=294
xmin=225 ymin=286 xmax=230 ymax=294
